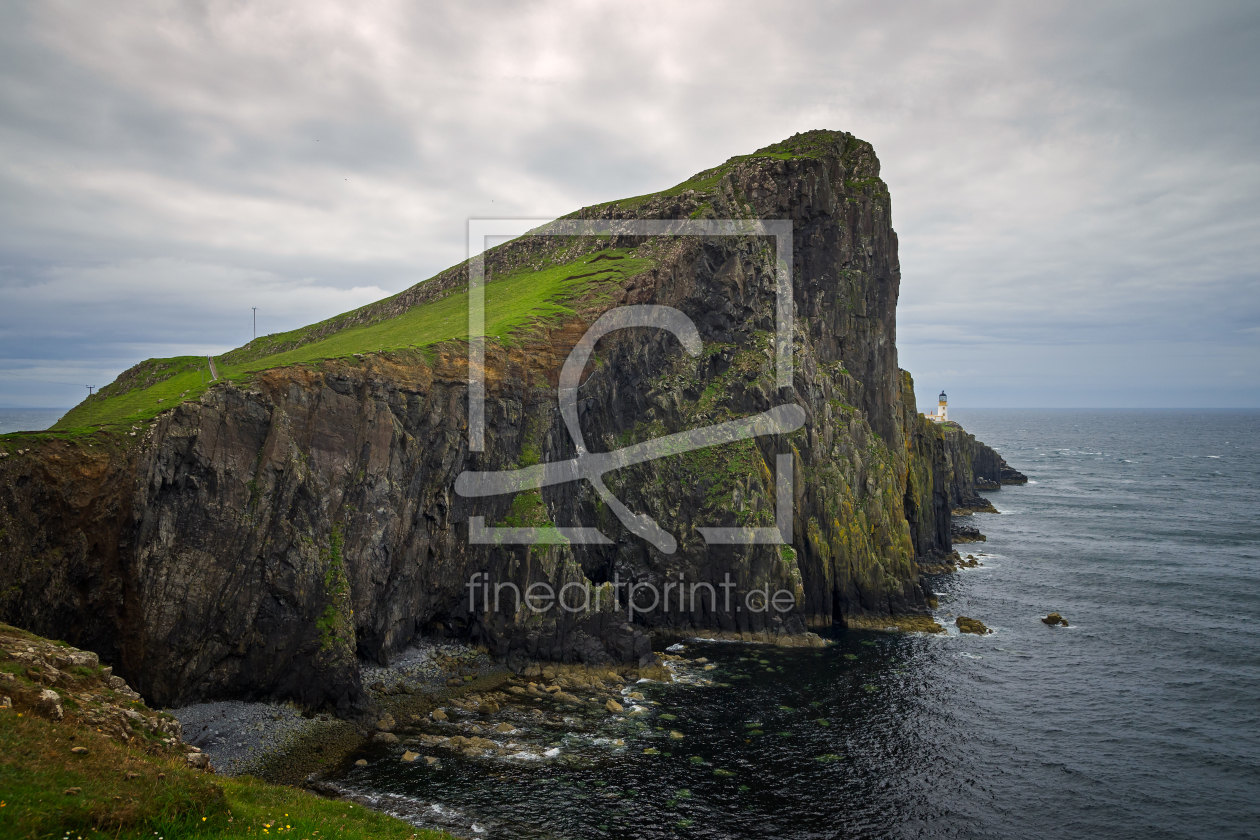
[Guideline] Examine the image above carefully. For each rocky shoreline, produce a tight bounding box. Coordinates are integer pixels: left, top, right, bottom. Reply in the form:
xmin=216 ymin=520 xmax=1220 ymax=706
xmin=172 ymin=633 xmax=796 ymax=794
xmin=172 ymin=639 xmax=501 ymax=780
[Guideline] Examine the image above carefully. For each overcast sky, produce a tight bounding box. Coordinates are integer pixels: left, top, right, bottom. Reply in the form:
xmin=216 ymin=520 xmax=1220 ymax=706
xmin=1 ymin=0 xmax=1257 ymax=411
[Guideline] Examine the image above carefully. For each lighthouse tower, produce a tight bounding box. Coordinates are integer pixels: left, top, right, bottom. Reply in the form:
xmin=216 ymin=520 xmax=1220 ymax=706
xmin=935 ymin=390 xmax=948 ymax=422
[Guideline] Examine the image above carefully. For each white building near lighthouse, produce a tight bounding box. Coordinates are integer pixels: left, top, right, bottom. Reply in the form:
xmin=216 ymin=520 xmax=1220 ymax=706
xmin=927 ymin=390 xmax=949 ymax=423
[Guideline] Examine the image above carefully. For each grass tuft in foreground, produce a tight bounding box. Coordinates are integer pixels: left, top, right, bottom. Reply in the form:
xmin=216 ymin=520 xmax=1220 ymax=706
xmin=0 ymin=712 xmax=449 ymax=840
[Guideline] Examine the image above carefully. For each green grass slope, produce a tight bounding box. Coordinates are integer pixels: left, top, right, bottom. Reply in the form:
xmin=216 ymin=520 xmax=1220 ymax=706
xmin=47 ymin=249 xmax=651 ymax=433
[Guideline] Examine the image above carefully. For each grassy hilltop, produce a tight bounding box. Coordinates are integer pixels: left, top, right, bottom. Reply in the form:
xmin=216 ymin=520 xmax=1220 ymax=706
xmin=20 ymin=130 xmax=876 ymax=440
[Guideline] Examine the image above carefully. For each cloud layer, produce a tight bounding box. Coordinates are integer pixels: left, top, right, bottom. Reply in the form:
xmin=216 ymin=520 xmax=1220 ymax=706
xmin=1 ymin=0 xmax=1256 ymax=409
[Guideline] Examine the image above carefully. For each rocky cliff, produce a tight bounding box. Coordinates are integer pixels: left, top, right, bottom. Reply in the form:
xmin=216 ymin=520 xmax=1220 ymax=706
xmin=0 ymin=130 xmax=1020 ymax=714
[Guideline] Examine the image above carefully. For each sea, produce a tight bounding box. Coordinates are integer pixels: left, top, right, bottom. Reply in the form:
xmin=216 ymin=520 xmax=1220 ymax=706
xmin=0 ymin=408 xmax=65 ymax=435
xmin=330 ymin=409 xmax=1260 ymax=840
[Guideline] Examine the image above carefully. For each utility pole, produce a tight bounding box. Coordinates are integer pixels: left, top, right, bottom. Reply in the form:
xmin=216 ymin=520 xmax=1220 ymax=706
xmin=85 ymin=385 xmax=94 ymax=396
xmin=252 ymin=307 xmax=257 ymax=340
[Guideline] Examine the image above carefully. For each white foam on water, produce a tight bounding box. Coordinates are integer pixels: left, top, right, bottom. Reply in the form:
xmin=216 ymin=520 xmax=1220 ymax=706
xmin=507 ymin=751 xmax=544 ymax=761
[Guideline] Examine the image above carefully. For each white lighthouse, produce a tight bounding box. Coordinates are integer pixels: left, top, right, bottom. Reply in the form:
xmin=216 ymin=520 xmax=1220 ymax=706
xmin=928 ymin=390 xmax=948 ymax=423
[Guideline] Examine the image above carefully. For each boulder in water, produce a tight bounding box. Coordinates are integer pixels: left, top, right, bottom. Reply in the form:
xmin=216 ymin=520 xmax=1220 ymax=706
xmin=956 ymin=616 xmax=992 ymax=635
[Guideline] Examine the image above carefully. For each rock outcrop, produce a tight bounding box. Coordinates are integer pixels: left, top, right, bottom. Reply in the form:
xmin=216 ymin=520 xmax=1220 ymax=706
xmin=0 ymin=622 xmax=189 ymax=755
xmin=972 ymin=439 xmax=1027 ymax=486
xmin=0 ymin=130 xmax=1023 ymax=714
xmin=955 ymin=616 xmax=991 ymax=635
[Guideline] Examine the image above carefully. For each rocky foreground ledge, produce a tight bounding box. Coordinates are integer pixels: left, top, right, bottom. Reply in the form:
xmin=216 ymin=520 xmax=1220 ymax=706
xmin=0 ymin=623 xmax=454 ymax=838
xmin=0 ymin=622 xmax=199 ymax=765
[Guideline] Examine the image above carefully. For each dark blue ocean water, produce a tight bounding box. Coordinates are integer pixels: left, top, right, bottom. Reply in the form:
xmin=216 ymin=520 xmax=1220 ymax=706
xmin=923 ymin=408 xmax=1260 ymax=839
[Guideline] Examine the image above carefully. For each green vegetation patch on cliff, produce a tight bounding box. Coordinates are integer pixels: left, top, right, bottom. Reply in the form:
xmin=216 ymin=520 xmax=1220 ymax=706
xmin=317 ymin=527 xmax=355 ymax=654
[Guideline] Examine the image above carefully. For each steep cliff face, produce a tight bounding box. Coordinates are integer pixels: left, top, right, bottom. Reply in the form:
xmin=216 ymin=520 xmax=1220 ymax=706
xmin=971 ymin=439 xmax=1028 ymax=486
xmin=0 ymin=131 xmax=1016 ymax=713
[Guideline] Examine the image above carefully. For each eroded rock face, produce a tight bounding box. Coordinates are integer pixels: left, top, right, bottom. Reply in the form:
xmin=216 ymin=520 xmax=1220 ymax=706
xmin=0 ymin=131 xmax=1018 ymax=713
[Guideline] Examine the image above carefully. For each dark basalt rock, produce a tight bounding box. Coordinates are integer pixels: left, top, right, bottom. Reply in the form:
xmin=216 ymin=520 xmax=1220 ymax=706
xmin=972 ymin=442 xmax=1028 ymax=486
xmin=0 ymin=130 xmax=1025 ymax=713
xmin=951 ymin=521 xmax=987 ymax=543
